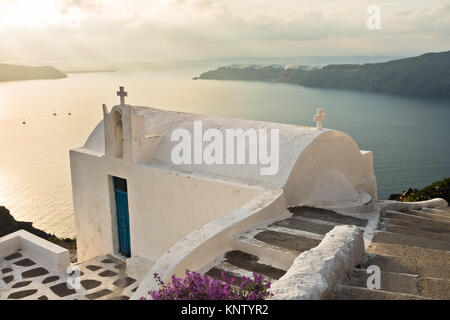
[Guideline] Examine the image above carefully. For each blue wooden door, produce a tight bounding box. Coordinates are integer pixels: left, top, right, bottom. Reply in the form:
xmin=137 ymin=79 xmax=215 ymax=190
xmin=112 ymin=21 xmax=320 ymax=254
xmin=113 ymin=177 xmax=131 ymax=257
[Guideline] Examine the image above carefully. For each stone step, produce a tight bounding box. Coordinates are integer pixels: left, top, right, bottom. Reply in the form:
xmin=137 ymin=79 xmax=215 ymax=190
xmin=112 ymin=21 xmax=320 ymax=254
xmin=206 ymin=251 xmax=286 ymax=283
xmin=382 ymin=210 xmax=450 ymax=231
xmin=206 ymin=261 xmax=277 ymax=286
xmin=342 ymin=269 xmax=450 ymax=300
xmin=206 ymin=267 xmax=244 ymax=286
xmin=264 ymin=225 xmax=325 ymax=241
xmin=403 ymin=209 xmax=450 ymax=222
xmin=372 ymin=230 xmax=450 ymax=251
xmin=422 ymin=208 xmax=450 ymax=219
xmin=230 ymin=232 xmax=298 ymax=271
xmin=253 ymin=230 xmax=321 ymax=256
xmin=381 ymin=222 xmax=450 ymax=243
xmin=424 ymin=207 xmax=450 ymax=212
xmin=271 ymin=217 xmax=335 ymax=235
xmin=332 ymin=285 xmax=429 ymax=300
xmin=365 ymin=243 xmax=450 ymax=279
xmin=382 ymin=217 xmax=450 ymax=235
xmin=423 ymin=207 xmax=450 ymax=213
xmin=418 ymin=276 xmax=450 ymax=300
xmin=363 ymin=254 xmax=418 ymax=275
xmin=288 ymin=206 xmax=368 ymax=227
xmin=344 ymin=268 xmax=420 ymax=296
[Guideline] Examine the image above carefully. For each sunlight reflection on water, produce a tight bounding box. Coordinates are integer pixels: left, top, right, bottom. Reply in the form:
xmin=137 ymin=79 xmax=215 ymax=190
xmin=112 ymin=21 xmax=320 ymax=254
xmin=1 ymin=68 xmax=449 ymax=237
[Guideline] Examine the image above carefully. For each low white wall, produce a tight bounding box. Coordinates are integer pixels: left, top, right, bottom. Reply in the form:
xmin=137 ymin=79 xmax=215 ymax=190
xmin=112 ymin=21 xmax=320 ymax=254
xmin=70 ymin=150 xmax=115 ymax=262
xmin=129 ymin=166 xmax=261 ymax=262
xmin=0 ymin=234 xmax=20 ymax=259
xmin=70 ymin=150 xmax=261 ymax=263
xmin=0 ymin=230 xmax=70 ymax=273
xmin=380 ymin=198 xmax=448 ymax=211
xmin=131 ymin=189 xmax=286 ymax=300
xmin=270 ymin=225 xmax=365 ymax=300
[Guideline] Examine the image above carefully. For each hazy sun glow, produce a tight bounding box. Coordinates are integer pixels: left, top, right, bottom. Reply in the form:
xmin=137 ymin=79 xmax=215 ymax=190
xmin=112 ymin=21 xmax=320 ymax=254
xmin=0 ymin=0 xmax=448 ymax=61
xmin=0 ymin=0 xmax=83 ymax=31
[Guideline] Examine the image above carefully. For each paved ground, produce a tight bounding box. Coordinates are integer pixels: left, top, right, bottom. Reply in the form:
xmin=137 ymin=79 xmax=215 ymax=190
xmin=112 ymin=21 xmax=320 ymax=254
xmin=332 ymin=206 xmax=450 ymax=300
xmin=0 ymin=253 xmax=138 ymax=300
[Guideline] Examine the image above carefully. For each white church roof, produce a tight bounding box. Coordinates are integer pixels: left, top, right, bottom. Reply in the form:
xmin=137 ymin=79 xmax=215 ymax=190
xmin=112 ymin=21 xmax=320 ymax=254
xmin=82 ymin=105 xmax=357 ymax=189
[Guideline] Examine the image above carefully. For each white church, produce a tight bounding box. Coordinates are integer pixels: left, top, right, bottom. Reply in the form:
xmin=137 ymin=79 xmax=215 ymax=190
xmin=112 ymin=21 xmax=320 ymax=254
xmin=66 ymin=87 xmax=376 ymax=295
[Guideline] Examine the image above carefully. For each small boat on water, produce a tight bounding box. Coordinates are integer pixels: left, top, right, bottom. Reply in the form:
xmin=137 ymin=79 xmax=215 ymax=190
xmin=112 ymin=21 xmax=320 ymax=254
xmin=22 ymin=118 xmax=26 ymax=125
xmin=53 ymin=111 xmax=57 ymax=116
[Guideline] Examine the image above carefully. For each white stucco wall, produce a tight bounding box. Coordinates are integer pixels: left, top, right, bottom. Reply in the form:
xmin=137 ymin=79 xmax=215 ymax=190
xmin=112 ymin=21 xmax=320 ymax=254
xmin=70 ymin=149 xmax=261 ymax=263
xmin=132 ymin=189 xmax=286 ymax=300
xmin=284 ymin=130 xmax=377 ymax=207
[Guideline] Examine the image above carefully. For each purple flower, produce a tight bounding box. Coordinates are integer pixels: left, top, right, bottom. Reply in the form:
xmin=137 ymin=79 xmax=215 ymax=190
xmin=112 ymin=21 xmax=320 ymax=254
xmin=143 ymin=270 xmax=272 ymax=300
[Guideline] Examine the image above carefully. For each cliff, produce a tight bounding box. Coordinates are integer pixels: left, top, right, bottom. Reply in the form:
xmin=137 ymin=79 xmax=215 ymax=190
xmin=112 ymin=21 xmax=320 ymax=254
xmin=199 ymin=51 xmax=450 ymax=96
xmin=0 ymin=63 xmax=67 ymax=82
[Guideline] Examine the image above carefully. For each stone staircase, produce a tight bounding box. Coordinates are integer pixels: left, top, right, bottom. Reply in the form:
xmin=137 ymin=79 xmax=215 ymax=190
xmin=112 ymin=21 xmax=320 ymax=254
xmin=205 ymin=207 xmax=369 ymax=286
xmin=332 ymin=206 xmax=450 ymax=300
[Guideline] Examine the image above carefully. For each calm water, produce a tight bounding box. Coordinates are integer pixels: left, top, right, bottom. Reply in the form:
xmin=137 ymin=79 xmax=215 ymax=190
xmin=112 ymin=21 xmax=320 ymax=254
xmin=1 ymin=61 xmax=449 ymax=237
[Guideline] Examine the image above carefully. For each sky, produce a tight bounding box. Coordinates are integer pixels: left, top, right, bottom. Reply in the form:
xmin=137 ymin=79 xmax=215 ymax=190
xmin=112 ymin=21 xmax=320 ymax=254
xmin=0 ymin=0 xmax=449 ymax=63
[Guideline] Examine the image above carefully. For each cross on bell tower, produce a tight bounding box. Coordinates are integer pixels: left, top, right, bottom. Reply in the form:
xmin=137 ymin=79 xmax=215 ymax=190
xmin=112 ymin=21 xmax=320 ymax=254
xmin=314 ymin=108 xmax=326 ymax=130
xmin=117 ymin=86 xmax=128 ymax=105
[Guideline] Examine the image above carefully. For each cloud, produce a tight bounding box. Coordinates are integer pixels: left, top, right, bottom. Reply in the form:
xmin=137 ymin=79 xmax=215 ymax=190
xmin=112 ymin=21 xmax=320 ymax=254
xmin=59 ymin=0 xmax=104 ymax=14
xmin=389 ymin=1 xmax=450 ymax=36
xmin=0 ymin=0 xmax=448 ymax=61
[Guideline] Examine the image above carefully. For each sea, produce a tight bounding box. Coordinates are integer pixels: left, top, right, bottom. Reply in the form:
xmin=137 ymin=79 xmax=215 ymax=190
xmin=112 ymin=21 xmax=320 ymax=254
xmin=0 ymin=56 xmax=449 ymax=237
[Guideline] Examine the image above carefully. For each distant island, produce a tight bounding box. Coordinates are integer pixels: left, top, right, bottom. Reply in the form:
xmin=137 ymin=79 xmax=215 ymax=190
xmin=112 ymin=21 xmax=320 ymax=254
xmin=199 ymin=51 xmax=450 ymax=96
xmin=0 ymin=63 xmax=67 ymax=82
